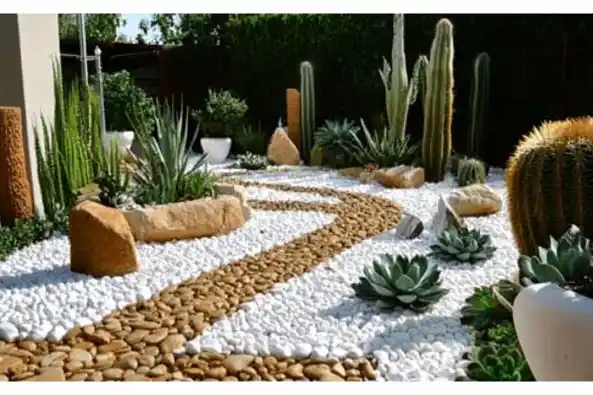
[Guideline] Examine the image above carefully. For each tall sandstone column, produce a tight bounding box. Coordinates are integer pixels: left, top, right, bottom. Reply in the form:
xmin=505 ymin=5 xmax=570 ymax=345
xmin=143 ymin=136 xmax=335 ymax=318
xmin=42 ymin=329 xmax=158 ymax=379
xmin=0 ymin=14 xmax=60 ymax=217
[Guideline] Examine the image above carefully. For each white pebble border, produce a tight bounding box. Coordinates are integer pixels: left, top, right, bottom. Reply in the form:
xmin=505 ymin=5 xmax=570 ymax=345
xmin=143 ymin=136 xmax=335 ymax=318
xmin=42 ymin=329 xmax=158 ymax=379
xmin=245 ymin=186 xmax=341 ymax=205
xmin=187 ymin=167 xmax=518 ymax=381
xmin=0 ymin=210 xmax=335 ymax=342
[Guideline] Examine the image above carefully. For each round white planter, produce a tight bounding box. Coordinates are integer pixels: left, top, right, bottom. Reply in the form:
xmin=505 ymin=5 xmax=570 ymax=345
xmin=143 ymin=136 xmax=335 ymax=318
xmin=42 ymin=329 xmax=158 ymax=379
xmin=513 ymin=282 xmax=593 ymax=380
xmin=105 ymin=131 xmax=135 ymax=155
xmin=200 ymin=137 xmax=232 ymax=164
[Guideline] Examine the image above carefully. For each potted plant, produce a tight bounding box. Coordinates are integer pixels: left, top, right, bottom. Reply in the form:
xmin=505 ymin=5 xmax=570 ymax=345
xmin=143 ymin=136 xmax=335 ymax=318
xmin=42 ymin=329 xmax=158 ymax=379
xmin=193 ymin=89 xmax=248 ymax=164
xmin=92 ymin=70 xmax=156 ymax=158
xmin=510 ymin=224 xmax=593 ymax=380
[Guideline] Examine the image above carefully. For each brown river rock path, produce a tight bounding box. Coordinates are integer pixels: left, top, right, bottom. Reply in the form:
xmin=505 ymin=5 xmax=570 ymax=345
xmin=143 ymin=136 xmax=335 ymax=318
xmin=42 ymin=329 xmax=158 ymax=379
xmin=0 ymin=178 xmax=403 ymax=382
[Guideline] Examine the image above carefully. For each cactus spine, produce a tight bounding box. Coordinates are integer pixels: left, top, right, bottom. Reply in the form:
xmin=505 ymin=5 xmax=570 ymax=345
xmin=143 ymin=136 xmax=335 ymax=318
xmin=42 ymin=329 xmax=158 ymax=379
xmin=421 ymin=18 xmax=454 ymax=182
xmin=379 ymin=14 xmax=427 ymax=142
xmin=0 ymin=106 xmax=34 ymax=224
xmin=300 ymin=61 xmax=315 ymax=164
xmin=467 ymin=52 xmax=490 ymax=159
xmin=506 ymin=118 xmax=593 ymax=255
xmin=286 ymin=88 xmax=301 ymax=151
xmin=457 ymin=158 xmax=486 ymax=187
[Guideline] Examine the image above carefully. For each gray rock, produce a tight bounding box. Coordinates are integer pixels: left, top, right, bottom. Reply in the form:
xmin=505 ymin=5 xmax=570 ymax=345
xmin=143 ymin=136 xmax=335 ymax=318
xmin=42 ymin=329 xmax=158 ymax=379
xmin=432 ymin=194 xmax=465 ymax=238
xmin=396 ymin=214 xmax=424 ymax=239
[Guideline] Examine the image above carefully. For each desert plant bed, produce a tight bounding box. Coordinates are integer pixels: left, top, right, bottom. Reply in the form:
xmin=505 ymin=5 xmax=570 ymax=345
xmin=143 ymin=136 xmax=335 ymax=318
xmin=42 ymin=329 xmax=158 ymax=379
xmin=0 ymin=165 xmax=518 ymax=382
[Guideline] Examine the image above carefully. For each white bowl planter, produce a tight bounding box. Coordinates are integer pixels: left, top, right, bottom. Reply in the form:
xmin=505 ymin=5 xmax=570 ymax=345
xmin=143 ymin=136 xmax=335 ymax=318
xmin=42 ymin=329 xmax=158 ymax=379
xmin=200 ymin=137 xmax=232 ymax=164
xmin=105 ymin=131 xmax=135 ymax=155
xmin=513 ymin=282 xmax=593 ymax=380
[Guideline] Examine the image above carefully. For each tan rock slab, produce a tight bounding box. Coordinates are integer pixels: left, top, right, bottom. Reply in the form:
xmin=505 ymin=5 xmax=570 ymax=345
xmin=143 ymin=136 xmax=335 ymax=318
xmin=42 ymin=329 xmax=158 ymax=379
xmin=214 ymin=183 xmax=252 ymax=221
xmin=122 ymin=195 xmax=245 ymax=243
xmin=222 ymin=354 xmax=255 ymax=374
xmin=70 ymin=200 xmax=138 ymax=277
xmin=374 ymin=165 xmax=425 ymax=188
xmin=448 ymin=183 xmax=502 ymax=217
xmin=267 ymin=128 xmax=300 ymax=166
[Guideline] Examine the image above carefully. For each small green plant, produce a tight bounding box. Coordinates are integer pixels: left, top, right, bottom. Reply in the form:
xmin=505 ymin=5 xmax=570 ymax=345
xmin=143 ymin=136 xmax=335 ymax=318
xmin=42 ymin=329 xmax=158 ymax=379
xmin=314 ymin=119 xmax=360 ymax=167
xmin=91 ymin=70 xmax=156 ymax=133
xmin=176 ymin=170 xmax=218 ymax=202
xmin=430 ymin=226 xmax=496 ymax=263
xmin=237 ymin=152 xmax=269 ymax=170
xmin=93 ymin=140 xmax=130 ymax=208
xmin=465 ymin=344 xmax=533 ymax=381
xmin=475 ymin=323 xmax=518 ymax=347
xmin=193 ymin=89 xmax=248 ymax=138
xmin=457 ymin=158 xmax=487 ymax=187
xmin=460 ymin=285 xmax=513 ymax=331
xmin=348 ymin=119 xmax=419 ymax=168
xmin=352 ymin=253 xmax=448 ymax=313
xmin=234 ymin=123 xmax=268 ymax=155
xmin=0 ymin=217 xmax=56 ymax=261
xmin=518 ymin=224 xmax=593 ymax=290
xmin=129 ymin=100 xmax=213 ymax=205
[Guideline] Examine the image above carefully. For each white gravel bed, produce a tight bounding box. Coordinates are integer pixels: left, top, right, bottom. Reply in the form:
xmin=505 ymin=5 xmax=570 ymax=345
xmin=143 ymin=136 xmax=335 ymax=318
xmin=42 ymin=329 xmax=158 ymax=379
xmin=0 ymin=210 xmax=336 ymax=342
xmin=245 ymin=186 xmax=341 ymax=205
xmin=186 ymin=169 xmax=518 ymax=381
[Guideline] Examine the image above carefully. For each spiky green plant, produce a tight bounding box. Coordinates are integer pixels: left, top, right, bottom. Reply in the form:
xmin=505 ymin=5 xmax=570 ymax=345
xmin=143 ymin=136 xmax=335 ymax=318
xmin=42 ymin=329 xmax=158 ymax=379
xmin=465 ymin=344 xmax=533 ymax=381
xmin=379 ymin=14 xmax=428 ymax=142
xmin=518 ymin=224 xmax=593 ymax=289
xmin=35 ymin=60 xmax=107 ymax=224
xmin=300 ymin=61 xmax=315 ymax=164
xmin=128 ymin=100 xmax=213 ymax=205
xmin=347 ymin=119 xmax=419 ymax=168
xmin=352 ymin=253 xmax=448 ymax=313
xmin=234 ymin=123 xmax=268 ymax=155
xmin=430 ymin=225 xmax=496 ymax=263
xmin=457 ymin=158 xmax=487 ymax=187
xmin=421 ymin=18 xmax=454 ymax=182
xmin=467 ymin=52 xmax=491 ymax=159
xmin=314 ymin=119 xmax=359 ymax=167
xmin=94 ymin=139 xmax=130 ymax=208
xmin=237 ymin=152 xmax=269 ymax=170
xmin=460 ymin=284 xmax=513 ymax=331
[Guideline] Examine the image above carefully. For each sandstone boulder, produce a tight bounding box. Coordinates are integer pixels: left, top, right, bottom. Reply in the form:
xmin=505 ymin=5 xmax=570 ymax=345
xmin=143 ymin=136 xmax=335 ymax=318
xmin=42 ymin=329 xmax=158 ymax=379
xmin=70 ymin=201 xmax=138 ymax=277
xmin=267 ymin=128 xmax=300 ymax=166
xmin=214 ymin=183 xmax=252 ymax=221
xmin=448 ymin=184 xmax=502 ymax=217
xmin=122 ymin=195 xmax=245 ymax=243
xmin=374 ymin=166 xmax=425 ymax=188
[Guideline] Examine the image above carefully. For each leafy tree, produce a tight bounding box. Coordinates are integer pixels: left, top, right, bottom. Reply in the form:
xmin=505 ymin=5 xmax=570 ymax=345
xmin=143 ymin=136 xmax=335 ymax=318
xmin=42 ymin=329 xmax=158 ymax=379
xmin=137 ymin=14 xmax=228 ymax=46
xmin=59 ymin=14 xmax=126 ymax=43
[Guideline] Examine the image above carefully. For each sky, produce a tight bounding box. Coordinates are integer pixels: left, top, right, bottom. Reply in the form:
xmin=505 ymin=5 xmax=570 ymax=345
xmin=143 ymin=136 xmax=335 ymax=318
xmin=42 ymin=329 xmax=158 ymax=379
xmin=118 ymin=13 xmax=155 ymax=41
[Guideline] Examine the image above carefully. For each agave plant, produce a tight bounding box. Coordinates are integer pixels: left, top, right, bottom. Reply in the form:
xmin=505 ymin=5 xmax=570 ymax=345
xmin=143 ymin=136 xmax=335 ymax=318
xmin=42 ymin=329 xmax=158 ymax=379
xmin=518 ymin=224 xmax=593 ymax=289
xmin=430 ymin=225 xmax=496 ymax=263
xmin=314 ymin=119 xmax=360 ymax=166
xmin=465 ymin=344 xmax=533 ymax=381
xmin=237 ymin=152 xmax=269 ymax=170
xmin=128 ymin=100 xmax=212 ymax=205
xmin=235 ymin=123 xmax=268 ymax=156
xmin=347 ymin=119 xmax=419 ymax=168
xmin=351 ymin=253 xmax=448 ymax=313
xmin=460 ymin=285 xmax=513 ymax=331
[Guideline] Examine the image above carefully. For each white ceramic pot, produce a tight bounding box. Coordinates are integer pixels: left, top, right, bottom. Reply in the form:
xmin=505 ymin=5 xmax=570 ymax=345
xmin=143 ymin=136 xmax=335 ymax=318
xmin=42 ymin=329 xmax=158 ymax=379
xmin=513 ymin=282 xmax=593 ymax=380
xmin=105 ymin=131 xmax=135 ymax=155
xmin=200 ymin=137 xmax=232 ymax=164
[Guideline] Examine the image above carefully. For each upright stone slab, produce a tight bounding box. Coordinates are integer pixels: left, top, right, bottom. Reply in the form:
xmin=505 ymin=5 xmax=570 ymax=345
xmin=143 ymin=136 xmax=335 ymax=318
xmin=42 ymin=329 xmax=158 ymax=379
xmin=0 ymin=14 xmax=60 ymax=217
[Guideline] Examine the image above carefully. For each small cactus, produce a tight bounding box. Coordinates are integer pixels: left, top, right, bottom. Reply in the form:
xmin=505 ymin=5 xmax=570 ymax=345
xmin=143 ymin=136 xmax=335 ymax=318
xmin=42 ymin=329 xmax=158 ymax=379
xmin=467 ymin=52 xmax=491 ymax=159
xmin=421 ymin=18 xmax=455 ymax=183
xmin=300 ymin=61 xmax=315 ymax=164
xmin=457 ymin=158 xmax=487 ymax=187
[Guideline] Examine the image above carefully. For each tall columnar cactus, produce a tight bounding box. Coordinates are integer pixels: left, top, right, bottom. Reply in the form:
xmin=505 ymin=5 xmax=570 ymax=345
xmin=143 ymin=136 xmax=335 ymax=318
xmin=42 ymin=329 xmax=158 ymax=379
xmin=0 ymin=106 xmax=34 ymax=224
xmin=286 ymin=88 xmax=301 ymax=151
xmin=506 ymin=118 xmax=593 ymax=256
xmin=467 ymin=52 xmax=491 ymax=159
xmin=300 ymin=61 xmax=315 ymax=164
xmin=421 ymin=18 xmax=455 ymax=182
xmin=413 ymin=55 xmax=429 ymax=113
xmin=379 ymin=14 xmax=427 ymax=142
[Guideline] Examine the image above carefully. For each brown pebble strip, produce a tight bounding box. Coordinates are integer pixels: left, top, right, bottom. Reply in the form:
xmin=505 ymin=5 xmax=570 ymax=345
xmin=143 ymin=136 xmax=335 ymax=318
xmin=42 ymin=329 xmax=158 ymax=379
xmin=0 ymin=179 xmax=403 ymax=382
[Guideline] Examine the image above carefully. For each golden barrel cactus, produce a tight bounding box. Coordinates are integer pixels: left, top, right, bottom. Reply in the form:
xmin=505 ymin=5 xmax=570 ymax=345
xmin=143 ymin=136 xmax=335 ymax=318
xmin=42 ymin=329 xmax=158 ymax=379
xmin=0 ymin=106 xmax=33 ymax=224
xmin=506 ymin=117 xmax=593 ymax=255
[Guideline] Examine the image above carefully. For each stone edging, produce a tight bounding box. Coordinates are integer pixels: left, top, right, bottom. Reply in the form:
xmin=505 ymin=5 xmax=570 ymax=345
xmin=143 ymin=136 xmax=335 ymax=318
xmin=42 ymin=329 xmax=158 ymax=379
xmin=0 ymin=179 xmax=403 ymax=382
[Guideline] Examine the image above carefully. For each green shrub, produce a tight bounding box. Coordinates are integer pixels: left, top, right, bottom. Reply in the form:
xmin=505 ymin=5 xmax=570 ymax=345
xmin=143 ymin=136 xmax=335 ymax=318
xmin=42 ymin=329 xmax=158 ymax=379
xmin=91 ymin=70 xmax=156 ymax=133
xmin=193 ymin=89 xmax=248 ymax=138
xmin=237 ymin=152 xmax=269 ymax=170
xmin=234 ymin=123 xmax=268 ymax=155
xmin=0 ymin=217 xmax=56 ymax=261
